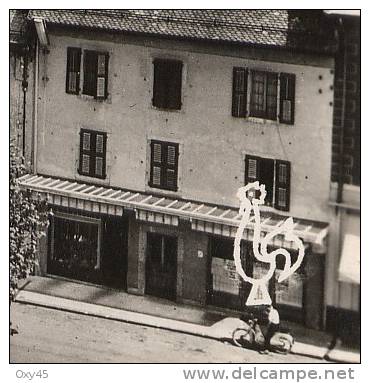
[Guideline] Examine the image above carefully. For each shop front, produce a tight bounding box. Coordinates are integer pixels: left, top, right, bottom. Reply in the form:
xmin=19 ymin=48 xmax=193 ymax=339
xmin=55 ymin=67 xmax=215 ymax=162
xmin=47 ymin=209 xmax=129 ymax=289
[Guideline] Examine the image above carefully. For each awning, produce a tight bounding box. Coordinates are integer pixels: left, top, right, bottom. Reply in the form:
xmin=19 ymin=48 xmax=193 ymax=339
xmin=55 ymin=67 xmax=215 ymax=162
xmin=18 ymin=174 xmax=329 ymax=246
xmin=338 ymin=234 xmax=360 ymax=284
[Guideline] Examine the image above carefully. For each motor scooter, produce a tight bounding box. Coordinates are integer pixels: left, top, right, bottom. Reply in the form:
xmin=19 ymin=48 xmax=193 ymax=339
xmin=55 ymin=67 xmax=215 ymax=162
xmin=231 ymin=316 xmax=294 ymax=354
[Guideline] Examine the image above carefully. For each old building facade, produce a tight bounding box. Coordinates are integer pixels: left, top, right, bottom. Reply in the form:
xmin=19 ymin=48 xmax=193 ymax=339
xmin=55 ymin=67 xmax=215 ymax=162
xmin=16 ymin=10 xmax=357 ymax=332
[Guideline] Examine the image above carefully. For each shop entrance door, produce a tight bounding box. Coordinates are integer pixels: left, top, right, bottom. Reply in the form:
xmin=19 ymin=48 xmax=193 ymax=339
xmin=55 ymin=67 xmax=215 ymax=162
xmin=101 ymin=216 xmax=128 ymax=290
xmin=145 ymin=233 xmax=177 ymax=301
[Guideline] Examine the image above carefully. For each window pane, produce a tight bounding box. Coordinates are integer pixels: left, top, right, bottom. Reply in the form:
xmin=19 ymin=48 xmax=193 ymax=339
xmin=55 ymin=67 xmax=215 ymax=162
xmin=281 ymin=100 xmax=292 ymax=122
xmin=277 ymin=188 xmax=287 ymax=207
xmin=96 ymin=77 xmax=106 ymax=98
xmin=250 ymin=72 xmax=265 ymax=114
xmin=278 ymin=163 xmax=287 ymax=183
xmin=68 ymin=72 xmax=77 ymax=93
xmin=97 ymin=54 xmax=106 ymax=76
xmin=266 ymin=73 xmax=278 ymax=119
xmin=152 ymin=166 xmax=161 ymax=185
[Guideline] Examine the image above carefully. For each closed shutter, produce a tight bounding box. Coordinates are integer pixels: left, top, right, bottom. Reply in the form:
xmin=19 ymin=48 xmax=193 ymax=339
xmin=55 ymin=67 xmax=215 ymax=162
xmin=232 ymin=67 xmax=248 ymax=117
xmin=279 ymin=73 xmax=296 ymax=125
xmin=153 ymin=60 xmax=168 ymax=108
xmin=153 ymin=59 xmax=182 ymax=110
xmin=79 ymin=130 xmax=107 ymax=178
xmin=150 ymin=141 xmax=178 ymax=191
xmin=66 ymin=47 xmax=81 ymax=94
xmin=274 ymin=160 xmax=291 ymax=211
xmin=167 ymin=61 xmax=182 ymax=110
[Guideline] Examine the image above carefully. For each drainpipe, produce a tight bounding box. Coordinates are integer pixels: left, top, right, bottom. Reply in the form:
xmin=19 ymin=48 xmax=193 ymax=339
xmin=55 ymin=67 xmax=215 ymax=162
xmin=32 ymin=38 xmax=39 ymax=175
xmin=336 ymin=17 xmax=346 ymax=205
xmin=21 ymin=48 xmax=29 ymax=158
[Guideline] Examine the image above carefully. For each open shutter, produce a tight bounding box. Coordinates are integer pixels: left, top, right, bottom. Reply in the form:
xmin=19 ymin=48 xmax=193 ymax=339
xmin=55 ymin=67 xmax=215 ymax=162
xmin=66 ymin=47 xmax=81 ymax=94
xmin=232 ymin=67 xmax=248 ymax=117
xmin=279 ymin=73 xmax=296 ymax=124
xmin=151 ymin=142 xmax=163 ymax=186
xmin=245 ymin=155 xmax=260 ymax=200
xmin=165 ymin=144 xmax=178 ymax=190
xmin=96 ymin=53 xmax=109 ymax=99
xmin=274 ymin=160 xmax=291 ymax=211
xmin=79 ymin=130 xmax=91 ymax=175
xmin=167 ymin=61 xmax=183 ymax=110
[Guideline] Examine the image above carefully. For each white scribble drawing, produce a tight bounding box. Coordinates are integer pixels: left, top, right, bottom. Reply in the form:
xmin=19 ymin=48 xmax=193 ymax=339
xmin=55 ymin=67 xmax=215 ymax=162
xmin=233 ymin=181 xmax=305 ymax=306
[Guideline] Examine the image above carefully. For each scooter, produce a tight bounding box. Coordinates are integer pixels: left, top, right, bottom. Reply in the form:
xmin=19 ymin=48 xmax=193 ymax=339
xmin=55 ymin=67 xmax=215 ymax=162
xmin=231 ymin=317 xmax=294 ymax=354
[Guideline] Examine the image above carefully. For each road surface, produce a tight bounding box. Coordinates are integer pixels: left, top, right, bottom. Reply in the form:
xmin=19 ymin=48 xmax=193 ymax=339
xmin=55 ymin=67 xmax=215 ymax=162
xmin=10 ymin=302 xmax=324 ymax=363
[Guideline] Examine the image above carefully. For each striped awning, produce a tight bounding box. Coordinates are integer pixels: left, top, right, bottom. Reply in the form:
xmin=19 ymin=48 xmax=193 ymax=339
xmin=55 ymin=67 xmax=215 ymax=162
xmin=18 ymin=174 xmax=329 ymax=246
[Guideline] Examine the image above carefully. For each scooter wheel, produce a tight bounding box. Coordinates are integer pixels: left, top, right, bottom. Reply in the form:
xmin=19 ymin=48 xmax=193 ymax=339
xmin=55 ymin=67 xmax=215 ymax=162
xmin=232 ymin=328 xmax=254 ymax=348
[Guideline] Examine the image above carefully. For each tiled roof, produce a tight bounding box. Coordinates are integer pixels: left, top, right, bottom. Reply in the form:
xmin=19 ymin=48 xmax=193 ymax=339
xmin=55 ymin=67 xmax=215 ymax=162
xmin=10 ymin=9 xmax=29 ymax=46
xmin=27 ymin=9 xmax=336 ymax=53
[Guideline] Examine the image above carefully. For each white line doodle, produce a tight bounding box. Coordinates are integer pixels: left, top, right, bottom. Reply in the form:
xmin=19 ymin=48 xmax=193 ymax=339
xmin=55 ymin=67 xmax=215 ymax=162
xmin=233 ymin=181 xmax=305 ymax=306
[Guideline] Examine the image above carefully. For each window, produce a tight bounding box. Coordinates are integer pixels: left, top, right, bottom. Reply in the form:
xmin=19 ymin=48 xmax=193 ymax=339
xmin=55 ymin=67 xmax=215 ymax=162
xmin=78 ymin=129 xmax=107 ymax=179
xmin=149 ymin=140 xmax=179 ymax=191
xmin=66 ymin=48 xmax=109 ymax=99
xmin=83 ymin=50 xmax=109 ymax=99
xmin=153 ymin=59 xmax=183 ymax=110
xmin=232 ymin=68 xmax=296 ymax=124
xmin=245 ymin=155 xmax=291 ymax=211
xmin=66 ymin=48 xmax=81 ymax=94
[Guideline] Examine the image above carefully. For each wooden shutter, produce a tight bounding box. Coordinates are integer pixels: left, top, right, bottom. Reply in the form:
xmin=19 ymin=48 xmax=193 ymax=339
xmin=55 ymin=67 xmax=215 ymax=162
xmin=79 ymin=130 xmax=91 ymax=175
xmin=165 ymin=144 xmax=178 ymax=190
xmin=153 ymin=59 xmax=182 ymax=110
xmin=245 ymin=155 xmax=259 ymax=184
xmin=150 ymin=141 xmax=178 ymax=190
xmin=83 ymin=51 xmax=97 ymax=96
xmin=279 ymin=73 xmax=296 ymax=124
xmin=167 ymin=61 xmax=183 ymax=110
xmin=153 ymin=60 xmax=167 ymax=108
xmin=232 ymin=67 xmax=248 ymax=117
xmin=79 ymin=130 xmax=106 ymax=178
xmin=96 ymin=53 xmax=109 ymax=99
xmin=151 ymin=141 xmax=163 ymax=186
xmin=274 ymin=160 xmax=291 ymax=211
xmin=66 ymin=47 xmax=81 ymax=94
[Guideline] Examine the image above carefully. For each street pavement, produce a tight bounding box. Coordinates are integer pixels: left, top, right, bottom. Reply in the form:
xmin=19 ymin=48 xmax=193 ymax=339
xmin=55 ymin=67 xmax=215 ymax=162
xmin=10 ymin=303 xmax=322 ymax=363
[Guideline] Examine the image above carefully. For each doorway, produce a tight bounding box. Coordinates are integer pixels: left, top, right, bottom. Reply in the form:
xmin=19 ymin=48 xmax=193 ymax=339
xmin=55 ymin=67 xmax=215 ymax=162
xmin=145 ymin=233 xmax=177 ymax=300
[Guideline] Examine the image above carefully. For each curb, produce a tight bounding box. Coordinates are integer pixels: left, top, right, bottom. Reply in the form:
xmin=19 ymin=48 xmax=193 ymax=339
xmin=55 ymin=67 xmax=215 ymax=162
xmin=14 ymin=291 xmax=359 ymax=362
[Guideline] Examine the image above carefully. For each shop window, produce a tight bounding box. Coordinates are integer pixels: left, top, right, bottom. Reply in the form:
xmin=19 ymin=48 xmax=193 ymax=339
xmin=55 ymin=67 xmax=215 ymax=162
xmin=245 ymin=155 xmax=291 ymax=211
xmin=152 ymin=59 xmax=183 ymax=110
xmin=48 ymin=212 xmax=101 ymax=282
xmin=149 ymin=140 xmax=179 ymax=191
xmin=78 ymin=129 xmax=107 ymax=179
xmin=232 ymin=68 xmax=295 ymax=124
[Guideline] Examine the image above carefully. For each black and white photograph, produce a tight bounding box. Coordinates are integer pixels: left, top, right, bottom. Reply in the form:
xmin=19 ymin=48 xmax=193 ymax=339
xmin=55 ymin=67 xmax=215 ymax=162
xmin=8 ymin=5 xmax=361 ymax=374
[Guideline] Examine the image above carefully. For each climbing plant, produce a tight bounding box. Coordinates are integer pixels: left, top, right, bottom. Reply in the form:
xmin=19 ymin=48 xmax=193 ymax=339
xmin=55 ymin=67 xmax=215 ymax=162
xmin=9 ymin=141 xmax=48 ymax=304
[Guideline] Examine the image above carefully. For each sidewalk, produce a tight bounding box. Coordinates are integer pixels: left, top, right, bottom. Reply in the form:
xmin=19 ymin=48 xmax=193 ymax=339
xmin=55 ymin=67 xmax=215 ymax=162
xmin=15 ymin=276 xmax=360 ymax=363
